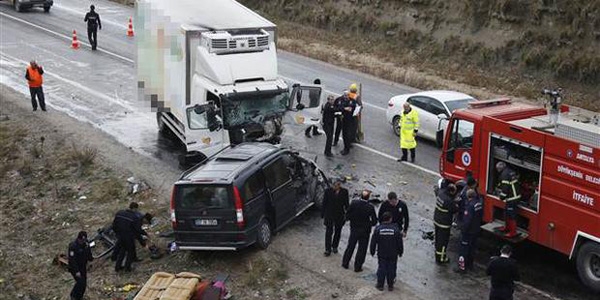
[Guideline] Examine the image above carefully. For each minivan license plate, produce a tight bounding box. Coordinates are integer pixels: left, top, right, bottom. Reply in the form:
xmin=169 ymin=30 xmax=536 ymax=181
xmin=195 ymin=219 xmax=218 ymax=226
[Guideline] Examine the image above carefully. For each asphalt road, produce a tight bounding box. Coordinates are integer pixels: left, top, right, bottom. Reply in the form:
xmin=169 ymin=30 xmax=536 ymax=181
xmin=0 ymin=1 xmax=596 ymax=299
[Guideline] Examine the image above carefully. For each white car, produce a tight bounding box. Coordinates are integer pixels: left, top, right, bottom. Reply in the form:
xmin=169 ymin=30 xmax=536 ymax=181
xmin=386 ymin=90 xmax=476 ymax=141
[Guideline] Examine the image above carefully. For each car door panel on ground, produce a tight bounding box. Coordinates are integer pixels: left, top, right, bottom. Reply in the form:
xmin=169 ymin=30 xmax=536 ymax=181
xmin=263 ymin=157 xmax=296 ymax=230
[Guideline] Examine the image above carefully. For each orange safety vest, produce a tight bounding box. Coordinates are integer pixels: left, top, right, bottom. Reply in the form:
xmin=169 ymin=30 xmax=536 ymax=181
xmin=27 ymin=66 xmax=43 ymax=87
xmin=348 ymin=92 xmax=360 ymax=104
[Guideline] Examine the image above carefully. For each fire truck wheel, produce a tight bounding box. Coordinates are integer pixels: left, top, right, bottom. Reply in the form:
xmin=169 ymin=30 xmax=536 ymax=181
xmin=576 ymin=242 xmax=600 ymax=292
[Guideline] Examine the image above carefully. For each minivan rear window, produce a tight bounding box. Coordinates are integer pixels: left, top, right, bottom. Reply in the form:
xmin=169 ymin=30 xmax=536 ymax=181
xmin=176 ymin=185 xmax=231 ymax=209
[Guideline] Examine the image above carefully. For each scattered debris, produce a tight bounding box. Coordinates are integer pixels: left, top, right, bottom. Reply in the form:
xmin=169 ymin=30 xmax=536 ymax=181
xmin=78 ymin=195 xmax=87 ymax=201
xmin=126 ymin=177 xmax=150 ymax=195
xmin=364 ymin=180 xmax=376 ymax=188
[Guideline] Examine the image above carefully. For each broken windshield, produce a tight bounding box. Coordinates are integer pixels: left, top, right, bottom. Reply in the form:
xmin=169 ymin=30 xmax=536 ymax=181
xmin=221 ymin=90 xmax=290 ymax=127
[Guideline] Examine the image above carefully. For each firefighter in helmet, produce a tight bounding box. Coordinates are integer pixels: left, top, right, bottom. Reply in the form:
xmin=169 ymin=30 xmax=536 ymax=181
xmin=495 ymin=161 xmax=521 ymax=238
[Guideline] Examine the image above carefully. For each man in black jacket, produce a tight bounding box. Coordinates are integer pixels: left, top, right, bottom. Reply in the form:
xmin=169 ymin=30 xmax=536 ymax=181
xmin=112 ymin=202 xmax=147 ymax=272
xmin=378 ymin=192 xmax=409 ymax=238
xmin=321 ymin=95 xmax=338 ymax=157
xmin=456 ymin=189 xmax=483 ymax=273
xmin=342 ymin=190 xmax=378 ymax=272
xmin=322 ymin=179 xmax=349 ymax=256
xmin=434 ymin=183 xmax=458 ymax=264
xmin=340 ymin=92 xmax=357 ymax=155
xmin=487 ymin=245 xmax=520 ymax=300
xmin=332 ymin=92 xmax=346 ymax=146
xmin=68 ymin=231 xmax=93 ymax=300
xmin=84 ymin=5 xmax=102 ymax=50
xmin=370 ymin=212 xmax=403 ymax=291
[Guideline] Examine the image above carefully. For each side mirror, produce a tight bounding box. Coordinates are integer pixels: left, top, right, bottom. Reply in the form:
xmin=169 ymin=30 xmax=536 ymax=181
xmin=193 ymin=104 xmax=206 ymax=114
xmin=436 ymin=129 xmax=444 ymax=148
xmin=437 ymin=113 xmax=448 ymax=120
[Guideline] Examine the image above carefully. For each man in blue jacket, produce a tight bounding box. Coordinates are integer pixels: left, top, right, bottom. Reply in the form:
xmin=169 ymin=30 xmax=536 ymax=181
xmin=456 ymin=189 xmax=483 ymax=273
xmin=370 ymin=212 xmax=403 ymax=291
xmin=68 ymin=231 xmax=93 ymax=300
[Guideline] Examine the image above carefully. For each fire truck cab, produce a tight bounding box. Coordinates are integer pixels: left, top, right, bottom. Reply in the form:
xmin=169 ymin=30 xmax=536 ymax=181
xmin=438 ymin=98 xmax=600 ymax=292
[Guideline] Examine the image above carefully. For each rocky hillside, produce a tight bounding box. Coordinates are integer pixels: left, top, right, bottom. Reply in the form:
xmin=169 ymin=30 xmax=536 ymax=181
xmin=240 ymin=0 xmax=600 ymax=111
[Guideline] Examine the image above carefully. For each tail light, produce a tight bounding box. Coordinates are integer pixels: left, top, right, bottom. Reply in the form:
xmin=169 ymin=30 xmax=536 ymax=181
xmin=233 ymin=186 xmax=245 ymax=229
xmin=388 ymin=100 xmax=394 ymax=107
xmin=170 ymin=186 xmax=177 ymax=229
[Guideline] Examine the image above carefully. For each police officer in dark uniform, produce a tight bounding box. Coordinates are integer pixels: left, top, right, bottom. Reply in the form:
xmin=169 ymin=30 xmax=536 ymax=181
xmin=456 ymin=176 xmax=478 ymax=226
xmin=332 ymin=92 xmax=346 ymax=146
xmin=68 ymin=231 xmax=93 ymax=300
xmin=370 ymin=212 xmax=403 ymax=291
xmin=456 ymin=189 xmax=483 ymax=273
xmin=321 ymin=95 xmax=338 ymax=157
xmin=84 ymin=5 xmax=102 ymax=50
xmin=322 ymin=179 xmax=349 ymax=256
xmin=342 ymin=190 xmax=377 ymax=272
xmin=495 ymin=162 xmax=521 ymax=238
xmin=112 ymin=202 xmax=147 ymax=272
xmin=434 ymin=183 xmax=459 ymax=264
xmin=487 ymin=245 xmax=520 ymax=300
xmin=378 ymin=192 xmax=409 ymax=238
xmin=340 ymin=91 xmax=357 ymax=155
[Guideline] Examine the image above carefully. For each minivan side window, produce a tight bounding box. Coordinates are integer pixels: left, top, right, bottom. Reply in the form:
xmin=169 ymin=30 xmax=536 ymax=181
xmin=243 ymin=172 xmax=265 ymax=200
xmin=263 ymin=158 xmax=291 ymax=189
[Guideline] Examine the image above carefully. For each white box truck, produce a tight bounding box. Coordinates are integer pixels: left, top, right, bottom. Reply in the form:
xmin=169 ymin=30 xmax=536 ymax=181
xmin=137 ymin=0 xmax=322 ymax=164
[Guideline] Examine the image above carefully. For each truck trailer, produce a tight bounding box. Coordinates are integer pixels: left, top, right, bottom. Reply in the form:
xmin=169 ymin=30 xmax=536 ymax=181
xmin=437 ymin=98 xmax=600 ymax=291
xmin=137 ymin=0 xmax=321 ymax=164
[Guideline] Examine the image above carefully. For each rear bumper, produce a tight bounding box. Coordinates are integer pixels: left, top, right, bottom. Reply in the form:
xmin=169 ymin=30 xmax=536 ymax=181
xmin=174 ymin=225 xmax=258 ymax=251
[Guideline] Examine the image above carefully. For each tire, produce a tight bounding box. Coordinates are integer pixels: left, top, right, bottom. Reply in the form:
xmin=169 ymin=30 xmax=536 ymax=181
xmin=44 ymin=6 xmax=50 ymax=12
xmin=255 ymin=218 xmax=272 ymax=250
xmin=576 ymin=242 xmax=600 ymax=292
xmin=392 ymin=115 xmax=401 ymax=136
xmin=15 ymin=1 xmax=23 ymax=12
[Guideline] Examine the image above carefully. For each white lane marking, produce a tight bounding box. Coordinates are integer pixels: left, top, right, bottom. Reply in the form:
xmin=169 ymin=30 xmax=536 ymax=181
xmin=53 ymin=4 xmax=128 ymax=29
xmin=351 ymin=142 xmax=440 ymax=177
xmin=280 ymin=75 xmax=387 ymax=112
xmin=1 ymin=52 xmax=134 ymax=111
xmin=0 ymin=11 xmax=134 ymax=64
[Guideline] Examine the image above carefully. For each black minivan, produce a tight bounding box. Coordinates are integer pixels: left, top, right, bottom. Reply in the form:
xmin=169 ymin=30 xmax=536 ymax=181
xmin=171 ymin=143 xmax=328 ymax=250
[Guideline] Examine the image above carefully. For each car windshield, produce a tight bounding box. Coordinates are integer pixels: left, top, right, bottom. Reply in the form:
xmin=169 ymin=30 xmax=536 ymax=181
xmin=445 ymin=99 xmax=473 ymax=112
xmin=222 ymin=90 xmax=290 ymax=127
xmin=176 ymin=185 xmax=231 ymax=209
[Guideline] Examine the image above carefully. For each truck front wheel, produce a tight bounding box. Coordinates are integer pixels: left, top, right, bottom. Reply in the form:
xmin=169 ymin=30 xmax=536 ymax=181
xmin=576 ymin=242 xmax=600 ymax=292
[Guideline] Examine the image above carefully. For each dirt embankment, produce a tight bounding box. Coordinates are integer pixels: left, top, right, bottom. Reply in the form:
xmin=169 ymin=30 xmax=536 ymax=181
xmin=0 ymin=87 xmax=332 ymax=300
xmin=240 ymin=0 xmax=600 ymax=112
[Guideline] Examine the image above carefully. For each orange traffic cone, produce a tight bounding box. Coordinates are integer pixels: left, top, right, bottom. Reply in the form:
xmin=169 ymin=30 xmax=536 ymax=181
xmin=127 ymin=17 xmax=134 ymax=37
xmin=71 ymin=30 xmax=80 ymax=49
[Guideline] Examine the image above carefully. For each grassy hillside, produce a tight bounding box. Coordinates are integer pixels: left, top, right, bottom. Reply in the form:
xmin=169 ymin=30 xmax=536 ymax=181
xmin=240 ymin=0 xmax=599 ymax=111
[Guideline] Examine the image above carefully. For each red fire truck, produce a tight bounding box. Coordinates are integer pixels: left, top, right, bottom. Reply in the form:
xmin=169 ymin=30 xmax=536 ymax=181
xmin=437 ymin=98 xmax=600 ymax=291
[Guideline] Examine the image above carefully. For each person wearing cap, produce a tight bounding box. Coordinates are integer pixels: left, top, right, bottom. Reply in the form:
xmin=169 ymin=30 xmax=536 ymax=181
xmin=340 ymin=90 xmax=358 ymax=155
xmin=321 ymin=94 xmax=339 ymax=157
xmin=322 ymin=179 xmax=349 ymax=256
xmin=397 ymin=102 xmax=419 ymax=162
xmin=112 ymin=202 xmax=147 ymax=272
xmin=342 ymin=190 xmax=377 ymax=272
xmin=84 ymin=5 xmax=102 ymax=50
xmin=487 ymin=245 xmax=520 ymax=300
xmin=348 ymin=83 xmax=363 ymax=142
xmin=434 ymin=183 xmax=459 ymax=264
xmin=67 ymin=231 xmax=93 ymax=300
xmin=456 ymin=189 xmax=483 ymax=273
xmin=332 ymin=91 xmax=347 ymax=147
xmin=370 ymin=211 xmax=403 ymax=291
xmin=377 ymin=192 xmax=409 ymax=239
xmin=25 ymin=60 xmax=46 ymax=111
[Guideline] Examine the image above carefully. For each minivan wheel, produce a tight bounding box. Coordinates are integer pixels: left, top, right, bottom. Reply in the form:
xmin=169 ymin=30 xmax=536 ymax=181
xmin=256 ymin=219 xmax=272 ymax=250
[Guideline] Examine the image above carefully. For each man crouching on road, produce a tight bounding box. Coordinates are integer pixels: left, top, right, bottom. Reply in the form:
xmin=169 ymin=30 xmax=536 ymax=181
xmin=370 ymin=212 xmax=403 ymax=291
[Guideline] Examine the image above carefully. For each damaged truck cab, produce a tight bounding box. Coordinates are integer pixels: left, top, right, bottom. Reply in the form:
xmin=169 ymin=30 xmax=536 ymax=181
xmin=137 ymin=0 xmax=321 ymax=164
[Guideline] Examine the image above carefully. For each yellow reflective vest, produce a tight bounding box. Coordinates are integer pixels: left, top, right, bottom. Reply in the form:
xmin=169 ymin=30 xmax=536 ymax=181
xmin=399 ymin=109 xmax=419 ymax=149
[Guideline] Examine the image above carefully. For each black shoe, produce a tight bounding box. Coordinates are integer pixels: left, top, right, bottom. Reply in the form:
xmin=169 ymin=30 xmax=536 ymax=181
xmin=341 ymin=264 xmax=349 ymax=269
xmin=41 ymin=108 xmax=47 ymax=111
xmin=325 ymin=152 xmax=333 ymax=157
xmin=332 ymin=248 xmax=338 ymax=254
xmin=33 ymin=108 xmax=37 ymax=111
xmin=305 ymin=134 xmax=311 ymax=138
xmin=332 ymin=142 xmax=338 ymax=146
xmin=354 ymin=268 xmax=363 ymax=272
xmin=375 ymin=285 xmax=384 ymax=291
xmin=314 ymin=131 xmax=322 ymax=136
xmin=388 ymin=286 xmax=394 ymax=291
xmin=341 ymin=150 xmax=349 ymax=155
xmin=411 ymin=157 xmax=415 ymax=163
xmin=324 ymin=251 xmax=331 ymax=257
xmin=453 ymin=267 xmax=466 ymax=274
